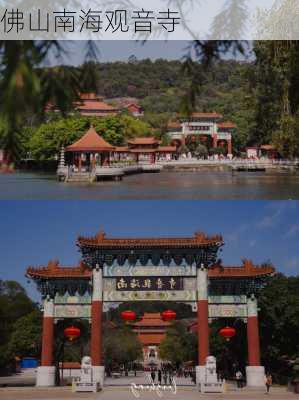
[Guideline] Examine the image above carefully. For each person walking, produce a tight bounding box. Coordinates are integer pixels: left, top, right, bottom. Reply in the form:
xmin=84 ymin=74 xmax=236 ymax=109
xmin=158 ymin=369 xmax=162 ymax=385
xmin=163 ymin=370 xmax=168 ymax=385
xmin=151 ymin=369 xmax=156 ymax=383
xmin=236 ymin=370 xmax=243 ymax=388
xmin=265 ymin=373 xmax=272 ymax=394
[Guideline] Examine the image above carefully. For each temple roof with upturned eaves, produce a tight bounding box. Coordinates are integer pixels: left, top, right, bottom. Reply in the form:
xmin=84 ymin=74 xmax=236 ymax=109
xmin=26 ymin=259 xmax=274 ymax=280
xmin=65 ymin=126 xmax=115 ymax=153
xmin=77 ymin=231 xmax=224 ymax=249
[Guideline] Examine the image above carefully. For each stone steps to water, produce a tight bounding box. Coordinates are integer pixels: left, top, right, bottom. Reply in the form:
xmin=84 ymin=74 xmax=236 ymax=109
xmin=66 ymin=173 xmax=92 ymax=183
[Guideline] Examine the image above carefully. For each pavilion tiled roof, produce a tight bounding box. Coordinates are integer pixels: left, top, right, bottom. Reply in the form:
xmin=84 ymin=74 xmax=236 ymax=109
xmin=75 ymin=101 xmax=118 ymax=112
xmin=114 ymin=146 xmax=176 ymax=153
xmin=74 ymin=93 xmax=119 ymax=113
xmin=157 ymin=146 xmax=177 ymax=152
xmin=77 ymin=231 xmax=224 ymax=249
xmin=189 ymin=112 xmax=223 ymax=119
xmin=217 ymin=121 xmax=236 ymax=129
xmin=260 ymin=144 xmax=276 ymax=151
xmin=65 ymin=126 xmax=115 ymax=152
xmin=137 ymin=333 xmax=166 ymax=345
xmin=129 ymin=149 xmax=157 ymax=153
xmin=114 ymin=146 xmax=129 ymax=152
xmin=133 ymin=313 xmax=171 ymax=327
xmin=167 ymin=121 xmax=182 ymax=130
xmin=127 ymin=137 xmax=159 ymax=145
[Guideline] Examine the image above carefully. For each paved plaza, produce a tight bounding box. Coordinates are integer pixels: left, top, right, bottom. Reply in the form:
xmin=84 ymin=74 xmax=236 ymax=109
xmin=0 ymin=372 xmax=297 ymax=400
xmin=0 ymin=386 xmax=297 ymax=400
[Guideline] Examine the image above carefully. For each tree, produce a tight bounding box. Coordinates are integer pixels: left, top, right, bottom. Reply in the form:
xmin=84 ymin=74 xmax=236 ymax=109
xmin=7 ymin=310 xmax=42 ymax=360
xmin=210 ymin=146 xmax=227 ymax=155
xmin=159 ymin=322 xmax=197 ymax=367
xmin=259 ymin=274 xmax=299 ymax=383
xmin=103 ymin=325 xmax=142 ymax=371
xmin=272 ymin=114 xmax=299 ymax=159
xmin=28 ymin=117 xmax=88 ymax=161
xmin=0 ymin=41 xmax=97 ymax=163
xmin=0 ymin=280 xmax=37 ymax=370
xmin=194 ymin=144 xmax=208 ymax=158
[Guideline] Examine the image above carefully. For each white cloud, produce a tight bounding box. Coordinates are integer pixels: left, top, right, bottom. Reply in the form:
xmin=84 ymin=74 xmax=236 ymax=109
xmin=249 ymin=239 xmax=257 ymax=247
xmin=285 ymin=224 xmax=299 ymax=238
xmin=257 ymin=202 xmax=296 ymax=230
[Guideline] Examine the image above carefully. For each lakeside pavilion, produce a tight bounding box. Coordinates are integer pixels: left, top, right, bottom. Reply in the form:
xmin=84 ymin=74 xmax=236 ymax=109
xmin=65 ymin=126 xmax=115 ymax=171
xmin=114 ymin=137 xmax=177 ymax=164
xmin=26 ymin=231 xmax=274 ymax=390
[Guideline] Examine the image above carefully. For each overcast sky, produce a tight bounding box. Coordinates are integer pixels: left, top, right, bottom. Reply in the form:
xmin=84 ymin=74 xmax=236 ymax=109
xmin=0 ymin=200 xmax=298 ymax=302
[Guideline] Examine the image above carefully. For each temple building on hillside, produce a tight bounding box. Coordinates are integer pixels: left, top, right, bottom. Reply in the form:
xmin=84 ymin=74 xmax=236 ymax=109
xmin=26 ymin=231 xmax=275 ymax=390
xmin=132 ymin=313 xmax=170 ymax=368
xmin=168 ymin=112 xmax=236 ymax=157
xmin=126 ymin=103 xmax=144 ymax=117
xmin=46 ymin=93 xmax=121 ymax=117
xmin=74 ymin=93 xmax=121 ymax=117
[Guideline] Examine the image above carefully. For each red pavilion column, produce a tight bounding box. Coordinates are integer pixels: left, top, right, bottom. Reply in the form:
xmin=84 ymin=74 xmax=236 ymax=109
xmin=227 ymin=138 xmax=232 ymax=156
xmin=91 ymin=265 xmax=104 ymax=387
xmin=36 ymin=298 xmax=55 ymax=386
xmin=246 ymin=295 xmax=265 ymax=387
xmin=212 ymin=134 xmax=218 ymax=148
xmin=196 ymin=264 xmax=209 ymax=386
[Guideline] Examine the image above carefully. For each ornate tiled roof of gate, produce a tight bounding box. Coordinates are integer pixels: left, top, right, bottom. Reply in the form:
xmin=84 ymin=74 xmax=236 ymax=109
xmin=26 ymin=259 xmax=275 ymax=280
xmin=77 ymin=231 xmax=224 ymax=248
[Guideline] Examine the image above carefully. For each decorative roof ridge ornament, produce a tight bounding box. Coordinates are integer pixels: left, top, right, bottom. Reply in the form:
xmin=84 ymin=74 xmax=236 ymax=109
xmin=26 ymin=261 xmax=92 ymax=278
xmin=48 ymin=259 xmax=60 ymax=270
xmin=95 ymin=230 xmax=106 ymax=241
xmin=242 ymin=258 xmax=254 ymax=269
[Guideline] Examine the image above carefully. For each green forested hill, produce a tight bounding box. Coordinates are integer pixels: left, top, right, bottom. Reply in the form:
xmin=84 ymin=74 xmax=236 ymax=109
xmin=88 ymin=59 xmax=256 ymax=148
xmin=1 ymin=41 xmax=299 ymax=161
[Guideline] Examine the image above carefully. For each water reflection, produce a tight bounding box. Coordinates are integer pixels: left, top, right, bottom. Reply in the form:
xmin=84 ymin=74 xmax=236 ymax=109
xmin=0 ymin=171 xmax=299 ymax=200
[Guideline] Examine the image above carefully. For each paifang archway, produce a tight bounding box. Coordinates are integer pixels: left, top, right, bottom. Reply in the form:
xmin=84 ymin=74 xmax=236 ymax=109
xmin=26 ymin=231 xmax=274 ymax=389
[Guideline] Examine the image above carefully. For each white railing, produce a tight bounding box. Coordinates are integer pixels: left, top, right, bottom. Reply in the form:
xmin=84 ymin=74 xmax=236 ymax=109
xmin=159 ymin=157 xmax=299 ymax=167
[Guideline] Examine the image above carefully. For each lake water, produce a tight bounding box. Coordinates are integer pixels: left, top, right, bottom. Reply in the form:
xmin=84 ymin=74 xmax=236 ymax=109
xmin=1 ymin=170 xmax=299 ymax=200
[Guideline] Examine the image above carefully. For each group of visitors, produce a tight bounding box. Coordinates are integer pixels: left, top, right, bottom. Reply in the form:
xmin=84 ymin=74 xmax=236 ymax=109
xmin=235 ymin=370 xmax=273 ymax=393
xmin=150 ymin=368 xmax=174 ymax=385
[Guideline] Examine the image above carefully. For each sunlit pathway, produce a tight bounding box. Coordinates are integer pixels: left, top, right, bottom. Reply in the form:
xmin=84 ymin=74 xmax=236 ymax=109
xmin=104 ymin=372 xmax=194 ymax=386
xmin=0 ymin=386 xmax=297 ymax=400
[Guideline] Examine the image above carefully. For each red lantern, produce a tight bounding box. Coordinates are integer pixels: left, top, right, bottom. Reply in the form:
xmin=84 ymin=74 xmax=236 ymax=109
xmin=161 ymin=309 xmax=176 ymax=321
xmin=121 ymin=310 xmax=136 ymax=322
xmin=219 ymin=326 xmax=236 ymax=341
xmin=64 ymin=326 xmax=81 ymax=341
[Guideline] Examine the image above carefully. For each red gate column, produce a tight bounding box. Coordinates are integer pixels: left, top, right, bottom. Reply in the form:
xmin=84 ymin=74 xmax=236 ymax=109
xmin=91 ymin=265 xmax=105 ymax=387
xmin=227 ymin=137 xmax=232 ymax=158
xmin=36 ymin=298 xmax=55 ymax=386
xmin=246 ymin=295 xmax=265 ymax=387
xmin=196 ymin=264 xmax=209 ymax=386
xmin=212 ymin=134 xmax=218 ymax=148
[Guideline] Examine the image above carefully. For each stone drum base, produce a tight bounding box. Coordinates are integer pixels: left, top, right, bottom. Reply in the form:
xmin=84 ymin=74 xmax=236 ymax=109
xmin=246 ymin=366 xmax=265 ymax=387
xmin=36 ymin=366 xmax=55 ymax=387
